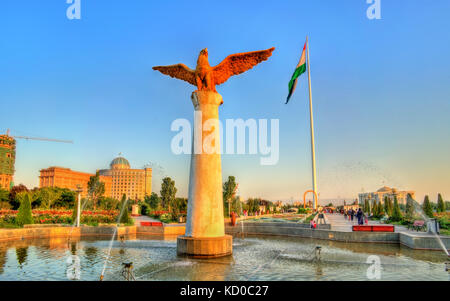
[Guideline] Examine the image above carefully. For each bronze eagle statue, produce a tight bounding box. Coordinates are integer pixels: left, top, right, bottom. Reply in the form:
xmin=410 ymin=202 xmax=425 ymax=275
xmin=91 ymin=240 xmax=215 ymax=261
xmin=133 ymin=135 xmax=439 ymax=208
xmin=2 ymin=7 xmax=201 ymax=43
xmin=152 ymin=47 xmax=275 ymax=92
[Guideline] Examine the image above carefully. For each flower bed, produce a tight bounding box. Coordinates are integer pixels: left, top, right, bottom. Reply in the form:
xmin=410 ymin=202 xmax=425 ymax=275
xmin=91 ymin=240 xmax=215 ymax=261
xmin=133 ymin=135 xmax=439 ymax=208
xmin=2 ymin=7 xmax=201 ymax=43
xmin=149 ymin=210 xmax=170 ymax=217
xmin=434 ymin=212 xmax=450 ymax=231
xmin=0 ymin=209 xmax=119 ymax=226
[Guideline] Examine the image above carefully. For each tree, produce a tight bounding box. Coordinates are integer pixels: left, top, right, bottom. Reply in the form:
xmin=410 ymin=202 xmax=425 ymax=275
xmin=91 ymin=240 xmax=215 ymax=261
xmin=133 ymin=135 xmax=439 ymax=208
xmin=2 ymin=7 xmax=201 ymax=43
xmin=145 ymin=192 xmax=160 ymax=210
xmin=383 ymin=196 xmax=389 ymax=214
xmin=437 ymin=193 xmax=446 ymax=213
xmin=372 ymin=200 xmax=379 ymax=218
xmin=171 ymin=197 xmax=188 ymax=220
xmin=223 ymin=176 xmax=237 ymax=217
xmin=9 ymin=184 xmax=29 ymax=210
xmin=16 ymin=192 xmax=34 ymax=226
xmin=87 ymin=172 xmax=105 ymax=210
xmin=55 ymin=189 xmax=76 ymax=208
xmin=422 ymin=195 xmax=433 ymax=218
xmin=160 ymin=177 xmax=177 ymax=212
xmin=231 ymin=196 xmax=244 ymax=214
xmin=246 ymin=198 xmax=261 ymax=214
xmin=98 ymin=197 xmax=119 ymax=210
xmin=390 ymin=195 xmax=402 ymax=222
xmin=119 ymin=194 xmax=131 ymax=224
xmin=384 ymin=196 xmax=392 ymax=216
xmin=388 ymin=198 xmax=394 ymax=215
xmin=364 ymin=199 xmax=371 ymax=215
xmin=378 ymin=200 xmax=385 ymax=217
xmin=405 ymin=193 xmax=415 ymax=219
xmin=35 ymin=187 xmax=62 ymax=209
xmin=371 ymin=200 xmax=384 ymax=218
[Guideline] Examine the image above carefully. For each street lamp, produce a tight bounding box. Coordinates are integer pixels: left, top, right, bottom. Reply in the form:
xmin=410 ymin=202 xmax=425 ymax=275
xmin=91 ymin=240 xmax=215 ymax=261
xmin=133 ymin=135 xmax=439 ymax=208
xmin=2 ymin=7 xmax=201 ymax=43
xmin=75 ymin=185 xmax=83 ymax=227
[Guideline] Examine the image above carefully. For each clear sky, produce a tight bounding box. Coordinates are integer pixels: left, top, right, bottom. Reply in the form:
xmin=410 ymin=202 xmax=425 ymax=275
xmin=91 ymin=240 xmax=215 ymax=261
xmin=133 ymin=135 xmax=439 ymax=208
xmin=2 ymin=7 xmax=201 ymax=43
xmin=1 ymin=0 xmax=449 ymax=204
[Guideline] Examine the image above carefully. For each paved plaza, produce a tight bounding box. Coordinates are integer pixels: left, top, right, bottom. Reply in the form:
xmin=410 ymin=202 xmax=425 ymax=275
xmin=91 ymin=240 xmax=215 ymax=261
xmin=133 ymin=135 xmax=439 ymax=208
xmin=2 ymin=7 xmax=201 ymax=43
xmin=325 ymin=213 xmax=410 ymax=233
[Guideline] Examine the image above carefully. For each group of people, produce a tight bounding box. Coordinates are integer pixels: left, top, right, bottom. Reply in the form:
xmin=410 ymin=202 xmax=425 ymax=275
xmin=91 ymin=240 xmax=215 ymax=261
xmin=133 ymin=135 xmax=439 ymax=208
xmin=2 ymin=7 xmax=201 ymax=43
xmin=310 ymin=210 xmax=326 ymax=229
xmin=342 ymin=208 xmax=366 ymax=225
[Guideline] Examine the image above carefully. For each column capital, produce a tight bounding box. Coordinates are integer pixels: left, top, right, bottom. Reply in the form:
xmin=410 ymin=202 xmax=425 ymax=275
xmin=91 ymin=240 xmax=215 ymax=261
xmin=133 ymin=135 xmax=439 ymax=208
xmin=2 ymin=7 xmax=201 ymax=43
xmin=191 ymin=90 xmax=223 ymax=109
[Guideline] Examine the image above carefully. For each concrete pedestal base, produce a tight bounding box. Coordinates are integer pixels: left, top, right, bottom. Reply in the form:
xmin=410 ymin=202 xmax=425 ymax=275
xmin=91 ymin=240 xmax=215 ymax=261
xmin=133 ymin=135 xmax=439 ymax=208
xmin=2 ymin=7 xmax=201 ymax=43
xmin=177 ymin=235 xmax=232 ymax=258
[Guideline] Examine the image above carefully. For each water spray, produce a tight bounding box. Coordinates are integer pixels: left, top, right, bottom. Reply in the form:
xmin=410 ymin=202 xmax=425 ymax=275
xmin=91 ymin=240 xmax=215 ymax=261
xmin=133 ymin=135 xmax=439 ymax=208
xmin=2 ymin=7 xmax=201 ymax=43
xmin=409 ymin=196 xmax=449 ymax=256
xmin=314 ymin=246 xmax=322 ymax=262
xmin=99 ymin=198 xmax=130 ymax=281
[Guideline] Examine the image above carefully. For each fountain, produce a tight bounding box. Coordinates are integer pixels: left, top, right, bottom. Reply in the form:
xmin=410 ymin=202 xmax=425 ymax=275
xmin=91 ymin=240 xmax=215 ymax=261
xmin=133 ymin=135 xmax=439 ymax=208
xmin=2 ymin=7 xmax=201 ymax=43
xmin=152 ymin=47 xmax=275 ymax=258
xmin=99 ymin=198 xmax=130 ymax=280
xmin=408 ymin=195 xmax=449 ymax=256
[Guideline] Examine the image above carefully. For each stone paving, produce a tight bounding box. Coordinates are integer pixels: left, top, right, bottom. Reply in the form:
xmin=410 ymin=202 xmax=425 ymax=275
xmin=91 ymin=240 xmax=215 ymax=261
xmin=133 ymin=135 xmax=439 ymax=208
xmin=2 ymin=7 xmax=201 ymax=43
xmin=325 ymin=213 xmax=410 ymax=233
xmin=131 ymin=215 xmax=160 ymax=225
xmin=325 ymin=213 xmax=448 ymax=238
xmin=325 ymin=213 xmax=356 ymax=232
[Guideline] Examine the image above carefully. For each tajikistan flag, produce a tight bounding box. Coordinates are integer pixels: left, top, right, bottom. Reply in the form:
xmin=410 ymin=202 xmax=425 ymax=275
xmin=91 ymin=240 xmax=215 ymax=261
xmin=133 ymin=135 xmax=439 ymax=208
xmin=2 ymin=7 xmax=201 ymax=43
xmin=286 ymin=41 xmax=307 ymax=104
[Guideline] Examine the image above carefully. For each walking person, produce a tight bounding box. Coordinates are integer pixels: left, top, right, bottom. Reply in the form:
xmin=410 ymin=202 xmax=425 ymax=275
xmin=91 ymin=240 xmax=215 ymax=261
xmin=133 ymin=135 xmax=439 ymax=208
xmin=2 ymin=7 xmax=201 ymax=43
xmin=350 ymin=209 xmax=355 ymax=222
xmin=317 ymin=210 xmax=326 ymax=225
xmin=356 ymin=208 xmax=364 ymax=225
xmin=310 ymin=219 xmax=317 ymax=229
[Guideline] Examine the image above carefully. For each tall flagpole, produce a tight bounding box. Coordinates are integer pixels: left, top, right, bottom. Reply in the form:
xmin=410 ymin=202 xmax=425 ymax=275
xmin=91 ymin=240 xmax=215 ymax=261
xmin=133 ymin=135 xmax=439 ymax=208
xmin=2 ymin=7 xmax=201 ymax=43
xmin=306 ymin=36 xmax=318 ymax=210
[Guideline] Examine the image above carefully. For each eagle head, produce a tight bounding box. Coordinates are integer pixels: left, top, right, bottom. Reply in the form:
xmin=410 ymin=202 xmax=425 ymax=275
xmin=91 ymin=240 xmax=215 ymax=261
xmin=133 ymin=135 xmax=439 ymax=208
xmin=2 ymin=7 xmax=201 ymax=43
xmin=200 ymin=48 xmax=208 ymax=58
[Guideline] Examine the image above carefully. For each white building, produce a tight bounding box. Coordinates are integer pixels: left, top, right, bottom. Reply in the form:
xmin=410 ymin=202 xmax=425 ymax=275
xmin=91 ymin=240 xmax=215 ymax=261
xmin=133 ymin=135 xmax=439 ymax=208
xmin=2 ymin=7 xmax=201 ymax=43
xmin=358 ymin=186 xmax=415 ymax=205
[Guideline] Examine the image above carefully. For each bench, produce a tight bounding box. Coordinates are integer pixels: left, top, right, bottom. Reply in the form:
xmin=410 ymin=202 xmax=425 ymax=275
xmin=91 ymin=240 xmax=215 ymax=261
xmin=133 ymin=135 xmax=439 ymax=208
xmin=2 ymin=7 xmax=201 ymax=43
xmin=352 ymin=225 xmax=395 ymax=232
xmin=140 ymin=222 xmax=163 ymax=227
xmin=408 ymin=220 xmax=425 ymax=232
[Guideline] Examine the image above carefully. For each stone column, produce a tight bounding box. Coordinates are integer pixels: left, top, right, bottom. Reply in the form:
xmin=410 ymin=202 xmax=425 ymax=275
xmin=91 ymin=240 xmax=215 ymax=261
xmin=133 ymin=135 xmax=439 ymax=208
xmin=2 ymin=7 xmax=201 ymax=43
xmin=177 ymin=90 xmax=232 ymax=258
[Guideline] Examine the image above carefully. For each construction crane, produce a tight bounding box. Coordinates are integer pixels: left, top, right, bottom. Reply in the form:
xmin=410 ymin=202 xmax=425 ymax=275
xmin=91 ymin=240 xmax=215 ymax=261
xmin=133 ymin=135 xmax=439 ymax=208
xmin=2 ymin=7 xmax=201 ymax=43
xmin=5 ymin=129 xmax=73 ymax=144
xmin=0 ymin=129 xmax=73 ymax=190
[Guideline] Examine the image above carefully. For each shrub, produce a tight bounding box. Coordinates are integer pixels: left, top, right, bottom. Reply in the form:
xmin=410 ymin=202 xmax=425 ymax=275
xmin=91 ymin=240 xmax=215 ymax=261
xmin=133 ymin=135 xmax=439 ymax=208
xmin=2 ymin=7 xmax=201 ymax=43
xmin=297 ymin=208 xmax=308 ymax=214
xmin=434 ymin=212 xmax=450 ymax=230
xmin=304 ymin=212 xmax=317 ymax=224
xmin=364 ymin=199 xmax=371 ymax=215
xmin=119 ymin=195 xmax=130 ymax=224
xmin=159 ymin=213 xmax=173 ymax=224
xmin=422 ymin=195 xmax=434 ymax=218
xmin=16 ymin=193 xmax=34 ymax=226
xmin=372 ymin=200 xmax=384 ymax=218
xmin=405 ymin=194 xmax=415 ymax=219
xmin=0 ymin=201 xmax=11 ymax=209
xmin=140 ymin=203 xmax=149 ymax=216
xmin=390 ymin=196 xmax=402 ymax=222
xmin=9 ymin=184 xmax=29 ymax=210
xmin=437 ymin=193 xmax=446 ymax=213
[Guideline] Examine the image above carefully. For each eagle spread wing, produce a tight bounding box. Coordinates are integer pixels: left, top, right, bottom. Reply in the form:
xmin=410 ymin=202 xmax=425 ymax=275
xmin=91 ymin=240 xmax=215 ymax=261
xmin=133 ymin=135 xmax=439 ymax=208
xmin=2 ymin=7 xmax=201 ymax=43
xmin=212 ymin=47 xmax=275 ymax=86
xmin=152 ymin=64 xmax=196 ymax=86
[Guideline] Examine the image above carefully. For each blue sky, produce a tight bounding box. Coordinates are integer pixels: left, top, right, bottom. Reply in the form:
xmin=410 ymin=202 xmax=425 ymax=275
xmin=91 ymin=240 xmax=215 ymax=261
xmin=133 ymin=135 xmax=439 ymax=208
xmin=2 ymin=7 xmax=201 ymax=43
xmin=1 ymin=0 xmax=449 ymax=203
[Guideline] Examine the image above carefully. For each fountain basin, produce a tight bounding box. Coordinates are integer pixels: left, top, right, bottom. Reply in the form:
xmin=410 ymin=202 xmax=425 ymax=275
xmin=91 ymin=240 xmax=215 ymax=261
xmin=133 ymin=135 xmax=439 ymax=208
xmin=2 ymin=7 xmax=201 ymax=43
xmin=0 ymin=234 xmax=448 ymax=281
xmin=177 ymin=235 xmax=232 ymax=258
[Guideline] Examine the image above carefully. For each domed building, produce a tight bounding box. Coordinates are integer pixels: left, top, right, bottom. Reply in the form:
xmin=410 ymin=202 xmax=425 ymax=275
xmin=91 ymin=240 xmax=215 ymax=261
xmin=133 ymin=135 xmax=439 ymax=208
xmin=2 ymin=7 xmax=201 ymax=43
xmin=39 ymin=155 xmax=152 ymax=201
xmin=358 ymin=186 xmax=415 ymax=205
xmin=110 ymin=157 xmax=131 ymax=170
xmin=99 ymin=156 xmax=152 ymax=201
